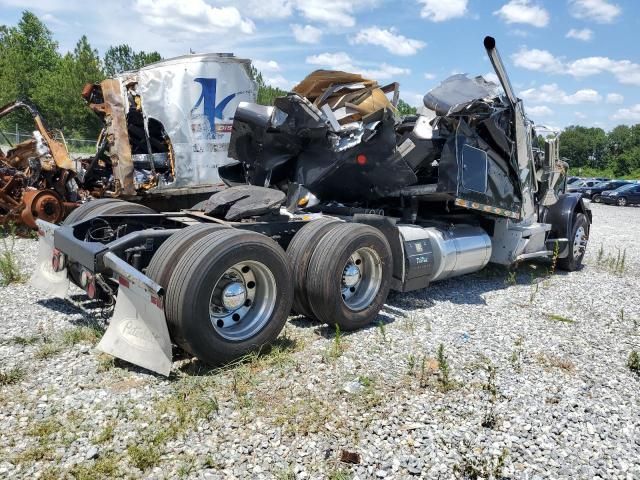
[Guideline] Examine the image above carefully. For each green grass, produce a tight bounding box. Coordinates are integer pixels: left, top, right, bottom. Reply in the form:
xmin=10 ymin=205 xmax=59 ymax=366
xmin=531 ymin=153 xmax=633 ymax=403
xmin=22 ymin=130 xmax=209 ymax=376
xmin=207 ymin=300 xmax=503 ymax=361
xmin=0 ymin=224 xmax=24 ymax=286
xmin=545 ymin=313 xmax=575 ymax=324
xmin=0 ymin=366 xmax=24 ymax=385
xmin=127 ymin=443 xmax=162 ymax=470
xmin=628 ymin=351 xmax=640 ymax=376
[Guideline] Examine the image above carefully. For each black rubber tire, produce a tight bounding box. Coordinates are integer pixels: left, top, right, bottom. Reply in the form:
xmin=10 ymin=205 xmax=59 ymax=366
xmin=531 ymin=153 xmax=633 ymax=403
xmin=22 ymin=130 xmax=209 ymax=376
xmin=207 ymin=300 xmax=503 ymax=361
xmin=165 ymin=229 xmax=293 ymax=365
xmin=616 ymin=197 xmax=627 ymax=207
xmin=306 ymin=223 xmax=392 ymax=331
xmin=63 ymin=199 xmax=155 ymax=225
xmin=286 ymin=217 xmax=342 ymax=319
xmin=146 ymin=223 xmax=228 ymax=295
xmin=592 ymin=194 xmax=601 ymax=203
xmin=558 ymin=213 xmax=589 ymax=272
xmin=63 ymin=199 xmax=123 ymax=225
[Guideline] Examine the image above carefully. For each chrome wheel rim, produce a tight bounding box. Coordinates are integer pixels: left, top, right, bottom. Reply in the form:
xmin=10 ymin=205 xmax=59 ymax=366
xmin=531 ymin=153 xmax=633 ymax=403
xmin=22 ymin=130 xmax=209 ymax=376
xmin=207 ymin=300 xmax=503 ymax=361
xmin=341 ymin=247 xmax=382 ymax=311
xmin=573 ymin=225 xmax=588 ymax=259
xmin=209 ymin=260 xmax=276 ymax=341
xmin=618 ymin=197 xmax=626 ymax=206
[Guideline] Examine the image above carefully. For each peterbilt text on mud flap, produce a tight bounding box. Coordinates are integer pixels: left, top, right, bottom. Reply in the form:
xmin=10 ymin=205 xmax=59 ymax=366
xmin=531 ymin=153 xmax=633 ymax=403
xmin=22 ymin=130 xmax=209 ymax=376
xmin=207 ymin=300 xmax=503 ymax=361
xmin=30 ymin=37 xmax=591 ymax=376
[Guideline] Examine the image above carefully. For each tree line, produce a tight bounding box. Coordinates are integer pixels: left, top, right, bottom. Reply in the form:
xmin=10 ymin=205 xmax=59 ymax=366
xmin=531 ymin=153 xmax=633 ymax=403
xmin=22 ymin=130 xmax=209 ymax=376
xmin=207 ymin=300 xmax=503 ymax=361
xmin=559 ymin=125 xmax=640 ymax=178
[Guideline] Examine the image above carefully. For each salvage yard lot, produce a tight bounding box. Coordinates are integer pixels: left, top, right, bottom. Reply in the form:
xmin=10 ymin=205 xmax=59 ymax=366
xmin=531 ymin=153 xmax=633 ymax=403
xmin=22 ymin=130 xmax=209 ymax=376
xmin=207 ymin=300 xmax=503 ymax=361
xmin=1 ymin=203 xmax=639 ymax=479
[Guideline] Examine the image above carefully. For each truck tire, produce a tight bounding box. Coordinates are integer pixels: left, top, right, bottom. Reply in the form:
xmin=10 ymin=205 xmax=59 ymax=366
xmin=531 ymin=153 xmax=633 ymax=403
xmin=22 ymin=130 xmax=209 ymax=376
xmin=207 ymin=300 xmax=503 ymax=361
xmin=306 ymin=223 xmax=392 ymax=331
xmin=63 ymin=199 xmax=155 ymax=225
xmin=558 ymin=213 xmax=588 ymax=272
xmin=146 ymin=223 xmax=228 ymax=296
xmin=165 ymin=229 xmax=293 ymax=365
xmin=286 ymin=217 xmax=342 ymax=320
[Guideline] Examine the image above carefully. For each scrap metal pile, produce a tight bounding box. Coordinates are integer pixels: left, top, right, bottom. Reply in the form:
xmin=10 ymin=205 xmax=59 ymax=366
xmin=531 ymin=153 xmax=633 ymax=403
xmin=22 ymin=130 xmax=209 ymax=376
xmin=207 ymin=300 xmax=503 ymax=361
xmin=225 ymin=69 xmax=534 ymax=220
xmin=0 ymin=101 xmax=84 ymax=231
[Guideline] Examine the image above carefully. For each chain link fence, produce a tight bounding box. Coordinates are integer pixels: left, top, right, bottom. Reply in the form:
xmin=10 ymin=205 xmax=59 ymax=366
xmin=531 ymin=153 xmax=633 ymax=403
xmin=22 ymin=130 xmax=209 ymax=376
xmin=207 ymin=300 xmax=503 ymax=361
xmin=0 ymin=125 xmax=97 ymax=156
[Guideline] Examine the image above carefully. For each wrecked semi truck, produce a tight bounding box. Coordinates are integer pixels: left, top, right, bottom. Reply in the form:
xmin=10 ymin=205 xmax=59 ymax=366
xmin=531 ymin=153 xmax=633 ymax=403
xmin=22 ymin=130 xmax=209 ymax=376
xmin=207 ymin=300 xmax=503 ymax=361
xmin=30 ymin=37 xmax=591 ymax=376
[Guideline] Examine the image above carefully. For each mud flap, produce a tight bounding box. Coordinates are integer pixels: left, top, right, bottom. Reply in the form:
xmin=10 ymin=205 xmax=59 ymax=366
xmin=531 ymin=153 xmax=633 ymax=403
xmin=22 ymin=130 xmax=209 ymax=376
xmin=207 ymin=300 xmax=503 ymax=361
xmin=29 ymin=220 xmax=70 ymax=298
xmin=96 ymin=252 xmax=172 ymax=376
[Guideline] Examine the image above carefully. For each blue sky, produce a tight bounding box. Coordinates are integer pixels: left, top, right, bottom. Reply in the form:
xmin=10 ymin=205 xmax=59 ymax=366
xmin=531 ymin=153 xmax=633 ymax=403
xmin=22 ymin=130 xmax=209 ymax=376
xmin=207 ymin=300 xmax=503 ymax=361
xmin=1 ymin=0 xmax=639 ymax=130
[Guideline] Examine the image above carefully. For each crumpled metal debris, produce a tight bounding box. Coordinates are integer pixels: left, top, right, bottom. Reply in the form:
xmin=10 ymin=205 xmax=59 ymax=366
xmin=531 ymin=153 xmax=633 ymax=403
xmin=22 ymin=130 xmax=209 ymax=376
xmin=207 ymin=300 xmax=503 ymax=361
xmin=0 ymin=100 xmax=83 ymax=231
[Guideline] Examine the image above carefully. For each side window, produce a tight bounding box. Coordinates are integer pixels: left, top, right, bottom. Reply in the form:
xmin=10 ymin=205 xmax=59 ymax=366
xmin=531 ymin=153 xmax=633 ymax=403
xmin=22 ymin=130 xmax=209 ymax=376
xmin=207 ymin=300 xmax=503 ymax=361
xmin=461 ymin=144 xmax=488 ymax=193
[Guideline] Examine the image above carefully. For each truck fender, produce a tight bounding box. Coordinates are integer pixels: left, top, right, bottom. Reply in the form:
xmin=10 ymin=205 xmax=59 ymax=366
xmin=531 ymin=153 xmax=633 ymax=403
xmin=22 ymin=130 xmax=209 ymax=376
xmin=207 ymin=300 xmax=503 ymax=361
xmin=540 ymin=193 xmax=592 ymax=258
xmin=96 ymin=252 xmax=172 ymax=376
xmin=29 ymin=220 xmax=70 ymax=298
xmin=351 ymin=214 xmax=403 ymax=284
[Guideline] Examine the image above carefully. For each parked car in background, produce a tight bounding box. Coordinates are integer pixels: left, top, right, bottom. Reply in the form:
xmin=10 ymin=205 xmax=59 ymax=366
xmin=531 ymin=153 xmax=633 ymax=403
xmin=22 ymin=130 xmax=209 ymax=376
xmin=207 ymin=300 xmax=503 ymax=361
xmin=601 ymin=183 xmax=640 ymax=206
xmin=567 ymin=179 xmax=600 ymax=192
xmin=582 ymin=180 xmax=631 ymax=202
xmin=567 ymin=176 xmax=581 ymax=185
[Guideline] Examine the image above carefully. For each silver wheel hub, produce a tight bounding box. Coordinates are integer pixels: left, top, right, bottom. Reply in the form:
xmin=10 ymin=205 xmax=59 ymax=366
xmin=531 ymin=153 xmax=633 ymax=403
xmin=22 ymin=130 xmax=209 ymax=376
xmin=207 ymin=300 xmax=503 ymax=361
xmin=222 ymin=282 xmax=247 ymax=311
xmin=341 ymin=248 xmax=383 ymax=311
xmin=342 ymin=263 xmax=361 ymax=287
xmin=209 ymin=261 xmax=277 ymax=341
xmin=573 ymin=225 xmax=588 ymax=259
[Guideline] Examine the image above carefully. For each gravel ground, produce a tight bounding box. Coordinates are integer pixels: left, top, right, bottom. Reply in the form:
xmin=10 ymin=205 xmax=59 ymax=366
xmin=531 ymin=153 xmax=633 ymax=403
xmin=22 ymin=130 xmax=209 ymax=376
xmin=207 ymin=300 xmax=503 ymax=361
xmin=1 ymin=203 xmax=639 ymax=480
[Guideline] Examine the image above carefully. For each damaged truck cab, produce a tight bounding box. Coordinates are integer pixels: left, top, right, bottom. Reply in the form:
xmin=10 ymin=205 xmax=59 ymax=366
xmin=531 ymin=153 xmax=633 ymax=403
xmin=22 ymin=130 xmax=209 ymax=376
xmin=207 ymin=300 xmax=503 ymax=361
xmin=30 ymin=37 xmax=591 ymax=376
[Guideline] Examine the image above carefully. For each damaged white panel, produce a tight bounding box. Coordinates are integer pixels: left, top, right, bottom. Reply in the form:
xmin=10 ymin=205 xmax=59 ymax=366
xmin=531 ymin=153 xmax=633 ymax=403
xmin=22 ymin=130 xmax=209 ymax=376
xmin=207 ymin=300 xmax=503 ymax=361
xmin=133 ymin=54 xmax=256 ymax=189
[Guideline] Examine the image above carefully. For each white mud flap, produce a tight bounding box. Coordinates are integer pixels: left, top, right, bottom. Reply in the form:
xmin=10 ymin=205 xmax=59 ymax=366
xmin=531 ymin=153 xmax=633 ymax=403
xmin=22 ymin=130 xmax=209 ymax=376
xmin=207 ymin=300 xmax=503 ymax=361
xmin=29 ymin=220 xmax=70 ymax=298
xmin=96 ymin=252 xmax=172 ymax=376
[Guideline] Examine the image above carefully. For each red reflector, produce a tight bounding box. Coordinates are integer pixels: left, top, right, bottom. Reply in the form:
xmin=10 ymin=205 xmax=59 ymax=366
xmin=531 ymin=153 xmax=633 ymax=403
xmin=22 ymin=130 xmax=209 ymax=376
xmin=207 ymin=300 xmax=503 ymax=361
xmin=118 ymin=276 xmax=130 ymax=288
xmin=356 ymin=154 xmax=367 ymax=165
xmin=151 ymin=296 xmax=163 ymax=309
xmin=86 ymin=281 xmax=96 ymax=300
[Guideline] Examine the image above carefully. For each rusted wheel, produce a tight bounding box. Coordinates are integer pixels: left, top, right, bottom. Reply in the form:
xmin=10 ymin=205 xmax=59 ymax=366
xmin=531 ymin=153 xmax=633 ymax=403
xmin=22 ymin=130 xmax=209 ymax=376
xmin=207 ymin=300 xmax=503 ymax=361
xmin=20 ymin=189 xmax=65 ymax=229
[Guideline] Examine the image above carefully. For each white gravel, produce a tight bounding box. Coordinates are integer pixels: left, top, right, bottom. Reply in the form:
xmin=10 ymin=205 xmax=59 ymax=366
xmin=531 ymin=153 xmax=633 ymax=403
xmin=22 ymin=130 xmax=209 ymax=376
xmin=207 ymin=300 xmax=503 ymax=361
xmin=1 ymin=203 xmax=639 ymax=479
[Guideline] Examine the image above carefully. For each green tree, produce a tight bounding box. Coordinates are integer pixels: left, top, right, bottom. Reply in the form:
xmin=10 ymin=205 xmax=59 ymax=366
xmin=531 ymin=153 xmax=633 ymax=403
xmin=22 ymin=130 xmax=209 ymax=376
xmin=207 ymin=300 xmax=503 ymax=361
xmin=32 ymin=35 xmax=104 ymax=138
xmin=248 ymin=64 xmax=287 ymax=106
xmin=0 ymin=11 xmax=60 ymax=130
xmin=103 ymin=44 xmax=161 ymax=76
xmin=559 ymin=126 xmax=607 ymax=168
xmin=396 ymin=99 xmax=417 ymax=116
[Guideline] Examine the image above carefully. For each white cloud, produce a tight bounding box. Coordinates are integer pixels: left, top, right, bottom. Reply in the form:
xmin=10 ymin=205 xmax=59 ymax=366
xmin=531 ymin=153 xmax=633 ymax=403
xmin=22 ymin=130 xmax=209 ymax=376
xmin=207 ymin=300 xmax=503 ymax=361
xmin=290 ymin=24 xmax=323 ymax=44
xmin=611 ymin=104 xmax=640 ymax=122
xmin=133 ymin=0 xmax=255 ymax=35
xmin=511 ymin=47 xmax=564 ymax=73
xmin=566 ymin=28 xmax=593 ymax=41
xmin=521 ymin=83 xmax=602 ymax=104
xmin=253 ymin=60 xmax=281 ymax=72
xmin=569 ymin=0 xmax=621 ymax=24
xmin=512 ymin=47 xmax=640 ymax=86
xmin=527 ymin=105 xmax=553 ymax=116
xmin=424 ymin=72 xmax=437 ymax=80
xmin=306 ymin=52 xmax=409 ymax=80
xmin=306 ymin=52 xmax=354 ymax=71
xmin=263 ymin=74 xmax=293 ymax=91
xmin=294 ymin=0 xmax=378 ymax=27
xmin=606 ymin=93 xmax=624 ymax=104
xmin=494 ymin=0 xmax=549 ymax=28
xmin=241 ymin=0 xmax=293 ymax=19
xmin=351 ymin=27 xmax=426 ymax=56
xmin=418 ymin=0 xmax=467 ymax=22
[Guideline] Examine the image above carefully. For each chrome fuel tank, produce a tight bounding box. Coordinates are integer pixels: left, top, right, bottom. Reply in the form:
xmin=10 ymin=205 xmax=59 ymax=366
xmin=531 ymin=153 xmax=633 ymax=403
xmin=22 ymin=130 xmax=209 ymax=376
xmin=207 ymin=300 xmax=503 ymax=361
xmin=396 ymin=224 xmax=492 ymax=291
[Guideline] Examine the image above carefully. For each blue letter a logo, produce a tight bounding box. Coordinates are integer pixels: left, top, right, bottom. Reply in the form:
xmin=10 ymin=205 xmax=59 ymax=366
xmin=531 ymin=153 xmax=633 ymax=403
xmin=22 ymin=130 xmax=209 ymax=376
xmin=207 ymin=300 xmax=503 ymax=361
xmin=191 ymin=78 xmax=236 ymax=131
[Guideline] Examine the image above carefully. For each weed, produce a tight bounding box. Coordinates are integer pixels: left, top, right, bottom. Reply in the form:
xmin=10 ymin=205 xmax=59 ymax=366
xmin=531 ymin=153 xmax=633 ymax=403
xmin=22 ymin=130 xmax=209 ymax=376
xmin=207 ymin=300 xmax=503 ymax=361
xmin=628 ymin=351 xmax=640 ymax=376
xmin=481 ymin=407 xmax=498 ymax=429
xmin=324 ymin=325 xmax=345 ymax=361
xmin=69 ymin=453 xmax=122 ymax=479
xmin=545 ymin=313 xmax=575 ymax=324
xmin=406 ymin=354 xmax=416 ymax=376
xmin=13 ymin=445 xmax=55 ymax=464
xmin=96 ymin=353 xmax=116 ymax=372
xmin=176 ymin=455 xmax=197 ymax=478
xmin=61 ymin=325 xmax=103 ymax=346
xmin=95 ymin=420 xmax=116 ymax=444
xmin=34 ymin=341 xmax=62 ymax=359
xmin=510 ymin=336 xmax=525 ymax=373
xmin=482 ymin=362 xmax=498 ymax=400
xmin=453 ymin=441 xmax=509 ymax=480
xmin=11 ymin=335 xmax=39 ymax=346
xmin=505 ymin=270 xmax=517 ymax=286
xmin=536 ymin=353 xmax=576 ymax=372
xmin=529 ymin=282 xmax=539 ymax=304
xmin=328 ymin=468 xmax=352 ymax=480
xmin=0 ymin=366 xmax=24 ymax=385
xmin=596 ymin=245 xmax=627 ymax=274
xmin=275 ymin=467 xmax=296 ymax=480
xmin=127 ymin=443 xmax=162 ymax=470
xmin=377 ymin=319 xmax=388 ymax=344
xmin=437 ymin=344 xmax=454 ymax=391
xmin=0 ymin=223 xmax=24 ymax=286
xmin=549 ymin=240 xmax=560 ymax=275
xmin=28 ymin=418 xmax=63 ymax=440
